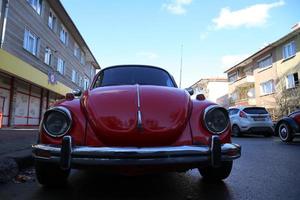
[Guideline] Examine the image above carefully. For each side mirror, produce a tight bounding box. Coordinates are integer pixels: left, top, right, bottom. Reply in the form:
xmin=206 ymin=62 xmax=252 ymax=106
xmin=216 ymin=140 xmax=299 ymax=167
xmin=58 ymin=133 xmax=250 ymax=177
xmin=185 ymin=88 xmax=194 ymax=95
xmin=72 ymin=89 xmax=82 ymax=97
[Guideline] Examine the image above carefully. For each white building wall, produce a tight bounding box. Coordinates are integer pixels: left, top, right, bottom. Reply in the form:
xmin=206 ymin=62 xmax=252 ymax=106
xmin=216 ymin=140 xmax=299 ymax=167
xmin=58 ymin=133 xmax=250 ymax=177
xmin=207 ymin=82 xmax=228 ymax=103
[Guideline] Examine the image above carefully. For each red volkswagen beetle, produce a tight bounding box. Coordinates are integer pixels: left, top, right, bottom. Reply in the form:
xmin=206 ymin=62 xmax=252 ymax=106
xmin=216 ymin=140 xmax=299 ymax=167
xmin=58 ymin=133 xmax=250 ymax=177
xmin=32 ymin=65 xmax=241 ymax=186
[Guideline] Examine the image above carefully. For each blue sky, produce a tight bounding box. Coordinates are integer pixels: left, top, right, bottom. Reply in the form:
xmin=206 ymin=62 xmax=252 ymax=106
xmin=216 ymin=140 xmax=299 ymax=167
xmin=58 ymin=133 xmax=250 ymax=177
xmin=61 ymin=0 xmax=299 ymax=88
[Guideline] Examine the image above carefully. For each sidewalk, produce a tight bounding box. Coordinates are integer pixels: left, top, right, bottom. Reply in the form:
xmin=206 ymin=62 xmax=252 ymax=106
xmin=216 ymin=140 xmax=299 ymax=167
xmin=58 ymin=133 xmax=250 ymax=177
xmin=0 ymin=128 xmax=38 ymax=183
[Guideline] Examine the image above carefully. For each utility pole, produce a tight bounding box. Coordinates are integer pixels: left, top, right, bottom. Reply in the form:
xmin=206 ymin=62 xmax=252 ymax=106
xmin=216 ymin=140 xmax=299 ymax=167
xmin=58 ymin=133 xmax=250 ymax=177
xmin=179 ymin=44 xmax=183 ymax=88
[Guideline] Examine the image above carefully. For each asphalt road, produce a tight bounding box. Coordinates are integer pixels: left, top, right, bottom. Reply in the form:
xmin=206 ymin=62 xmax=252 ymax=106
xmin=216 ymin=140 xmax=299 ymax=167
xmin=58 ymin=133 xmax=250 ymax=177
xmin=0 ymin=136 xmax=300 ymax=200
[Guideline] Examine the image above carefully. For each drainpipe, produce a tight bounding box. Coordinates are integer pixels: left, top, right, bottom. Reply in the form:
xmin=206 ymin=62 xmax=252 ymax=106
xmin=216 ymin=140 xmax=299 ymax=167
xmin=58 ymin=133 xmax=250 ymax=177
xmin=0 ymin=0 xmax=9 ymax=49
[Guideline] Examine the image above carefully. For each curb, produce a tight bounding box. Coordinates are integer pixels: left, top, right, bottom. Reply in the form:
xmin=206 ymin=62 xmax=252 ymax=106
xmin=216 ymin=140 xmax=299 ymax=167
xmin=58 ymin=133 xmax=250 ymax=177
xmin=0 ymin=149 xmax=33 ymax=183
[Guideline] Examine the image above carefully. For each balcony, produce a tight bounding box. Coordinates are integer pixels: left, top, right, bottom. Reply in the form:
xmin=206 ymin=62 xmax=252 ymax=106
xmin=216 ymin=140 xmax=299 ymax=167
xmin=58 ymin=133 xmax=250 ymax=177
xmin=234 ymin=98 xmax=256 ymax=106
xmin=230 ymin=75 xmax=254 ymax=88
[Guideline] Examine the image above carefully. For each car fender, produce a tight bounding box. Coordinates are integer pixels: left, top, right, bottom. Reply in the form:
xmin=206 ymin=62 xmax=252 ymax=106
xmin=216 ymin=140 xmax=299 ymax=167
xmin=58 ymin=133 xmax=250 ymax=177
xmin=275 ymin=117 xmax=300 ymax=135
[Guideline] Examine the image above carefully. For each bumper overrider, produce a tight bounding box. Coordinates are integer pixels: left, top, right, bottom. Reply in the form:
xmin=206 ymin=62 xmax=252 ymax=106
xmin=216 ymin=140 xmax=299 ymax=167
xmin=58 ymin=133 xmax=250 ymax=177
xmin=32 ymin=135 xmax=241 ymax=170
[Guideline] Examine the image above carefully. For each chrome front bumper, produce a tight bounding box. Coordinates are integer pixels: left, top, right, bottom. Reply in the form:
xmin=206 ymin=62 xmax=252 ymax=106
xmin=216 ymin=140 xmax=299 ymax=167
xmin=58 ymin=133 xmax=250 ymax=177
xmin=32 ymin=136 xmax=241 ymax=170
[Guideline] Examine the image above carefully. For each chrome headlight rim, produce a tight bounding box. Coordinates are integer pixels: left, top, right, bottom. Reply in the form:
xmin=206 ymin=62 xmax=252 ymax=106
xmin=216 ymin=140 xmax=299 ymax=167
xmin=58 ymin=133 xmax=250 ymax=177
xmin=203 ymin=105 xmax=229 ymax=134
xmin=42 ymin=106 xmax=72 ymax=138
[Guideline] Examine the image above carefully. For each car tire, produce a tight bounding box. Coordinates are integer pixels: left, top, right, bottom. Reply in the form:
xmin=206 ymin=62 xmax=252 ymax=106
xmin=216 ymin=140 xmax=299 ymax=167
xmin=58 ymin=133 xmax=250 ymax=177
xmin=278 ymin=122 xmax=294 ymax=142
xmin=199 ymin=161 xmax=233 ymax=182
xmin=35 ymin=161 xmax=70 ymax=187
xmin=232 ymin=125 xmax=242 ymax=137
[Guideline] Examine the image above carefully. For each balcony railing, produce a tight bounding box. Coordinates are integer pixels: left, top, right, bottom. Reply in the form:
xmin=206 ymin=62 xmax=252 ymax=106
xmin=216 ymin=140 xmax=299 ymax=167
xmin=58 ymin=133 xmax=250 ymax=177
xmin=231 ymin=98 xmax=256 ymax=106
xmin=229 ymin=75 xmax=254 ymax=88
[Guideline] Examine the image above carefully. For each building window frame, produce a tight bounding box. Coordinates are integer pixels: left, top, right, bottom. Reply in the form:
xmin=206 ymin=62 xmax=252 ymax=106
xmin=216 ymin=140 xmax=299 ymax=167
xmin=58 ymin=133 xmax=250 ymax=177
xmin=260 ymin=80 xmax=275 ymax=95
xmin=74 ymin=42 xmax=80 ymax=58
xmin=23 ymin=27 xmax=39 ymax=56
xmin=80 ymin=51 xmax=85 ymax=65
xmin=83 ymin=78 xmax=89 ymax=90
xmin=26 ymin=0 xmax=42 ymax=15
xmin=57 ymin=58 xmax=65 ymax=75
xmin=286 ymin=72 xmax=299 ymax=89
xmin=59 ymin=25 xmax=68 ymax=45
xmin=71 ymin=70 xmax=77 ymax=83
xmin=228 ymin=72 xmax=238 ymax=83
xmin=79 ymin=75 xmax=83 ymax=87
xmin=282 ymin=41 xmax=296 ymax=60
xmin=44 ymin=47 xmax=52 ymax=65
xmin=48 ymin=9 xmax=57 ymax=31
xmin=257 ymin=54 xmax=273 ymax=70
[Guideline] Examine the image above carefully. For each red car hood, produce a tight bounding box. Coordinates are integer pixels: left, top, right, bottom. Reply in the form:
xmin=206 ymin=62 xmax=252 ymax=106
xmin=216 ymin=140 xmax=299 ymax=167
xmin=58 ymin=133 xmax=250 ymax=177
xmin=82 ymin=85 xmax=191 ymax=146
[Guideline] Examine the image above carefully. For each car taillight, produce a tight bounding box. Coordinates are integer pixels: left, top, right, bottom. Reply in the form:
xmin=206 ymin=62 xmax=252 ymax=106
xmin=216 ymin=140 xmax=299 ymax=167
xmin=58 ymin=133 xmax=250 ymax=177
xmin=239 ymin=111 xmax=247 ymax=118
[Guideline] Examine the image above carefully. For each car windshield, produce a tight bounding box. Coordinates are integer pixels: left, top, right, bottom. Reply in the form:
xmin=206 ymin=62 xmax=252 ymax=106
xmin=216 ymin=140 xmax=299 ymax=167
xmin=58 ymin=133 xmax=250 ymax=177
xmin=93 ymin=66 xmax=176 ymax=88
xmin=243 ymin=107 xmax=268 ymax=114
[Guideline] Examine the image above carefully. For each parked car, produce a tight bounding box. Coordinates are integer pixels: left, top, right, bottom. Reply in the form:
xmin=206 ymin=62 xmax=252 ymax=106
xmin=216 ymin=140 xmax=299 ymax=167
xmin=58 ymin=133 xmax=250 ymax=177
xmin=275 ymin=110 xmax=300 ymax=142
xmin=228 ymin=106 xmax=274 ymax=137
xmin=32 ymin=65 xmax=241 ymax=186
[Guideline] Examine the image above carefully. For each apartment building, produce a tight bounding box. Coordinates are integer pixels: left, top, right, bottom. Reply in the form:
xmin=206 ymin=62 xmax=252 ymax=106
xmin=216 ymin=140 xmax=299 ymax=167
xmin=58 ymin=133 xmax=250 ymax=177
xmin=0 ymin=0 xmax=100 ymax=127
xmin=190 ymin=78 xmax=229 ymax=106
xmin=225 ymin=24 xmax=300 ymax=119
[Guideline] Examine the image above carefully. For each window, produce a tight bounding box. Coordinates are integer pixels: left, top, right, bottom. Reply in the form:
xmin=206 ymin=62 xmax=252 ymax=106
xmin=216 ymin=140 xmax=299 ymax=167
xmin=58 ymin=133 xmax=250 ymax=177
xmin=48 ymin=10 xmax=56 ymax=30
xmin=23 ymin=28 xmax=39 ymax=56
xmin=258 ymin=55 xmax=272 ymax=69
xmin=44 ymin=47 xmax=52 ymax=65
xmin=228 ymin=73 xmax=238 ymax=83
xmin=80 ymin=51 xmax=85 ymax=65
xmin=79 ymin=76 xmax=83 ymax=87
xmin=57 ymin=58 xmax=65 ymax=75
xmin=83 ymin=78 xmax=90 ymax=90
xmin=74 ymin=42 xmax=80 ymax=58
xmin=282 ymin=41 xmax=296 ymax=60
xmin=90 ymin=66 xmax=95 ymax=78
xmin=27 ymin=0 xmax=42 ymax=15
xmin=243 ymin=107 xmax=268 ymax=114
xmin=286 ymin=73 xmax=299 ymax=89
xmin=60 ymin=26 xmax=68 ymax=44
xmin=71 ymin=70 xmax=77 ymax=83
xmin=93 ymin=66 xmax=176 ymax=88
xmin=260 ymin=80 xmax=275 ymax=95
xmin=228 ymin=109 xmax=239 ymax=116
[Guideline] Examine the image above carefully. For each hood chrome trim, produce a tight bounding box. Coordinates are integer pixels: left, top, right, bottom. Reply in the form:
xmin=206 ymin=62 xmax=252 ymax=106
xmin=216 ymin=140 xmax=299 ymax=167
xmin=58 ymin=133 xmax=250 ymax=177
xmin=136 ymin=84 xmax=143 ymax=131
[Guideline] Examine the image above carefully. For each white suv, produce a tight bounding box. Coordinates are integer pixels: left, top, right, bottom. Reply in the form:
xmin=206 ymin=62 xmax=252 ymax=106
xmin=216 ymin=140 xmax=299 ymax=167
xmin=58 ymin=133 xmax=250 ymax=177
xmin=228 ymin=107 xmax=274 ymax=137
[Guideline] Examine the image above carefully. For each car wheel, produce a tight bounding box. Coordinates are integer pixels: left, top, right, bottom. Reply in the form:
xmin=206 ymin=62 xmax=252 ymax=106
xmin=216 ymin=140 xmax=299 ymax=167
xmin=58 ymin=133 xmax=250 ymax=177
xmin=35 ymin=161 xmax=70 ymax=187
xmin=278 ymin=122 xmax=294 ymax=142
xmin=199 ymin=161 xmax=233 ymax=182
xmin=232 ymin=125 xmax=242 ymax=137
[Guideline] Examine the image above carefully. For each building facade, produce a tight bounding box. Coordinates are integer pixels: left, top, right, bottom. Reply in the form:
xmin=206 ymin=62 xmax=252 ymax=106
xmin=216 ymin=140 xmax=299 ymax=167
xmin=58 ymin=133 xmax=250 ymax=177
xmin=0 ymin=0 xmax=100 ymax=127
xmin=190 ymin=78 xmax=229 ymax=107
xmin=225 ymin=24 xmax=300 ymax=119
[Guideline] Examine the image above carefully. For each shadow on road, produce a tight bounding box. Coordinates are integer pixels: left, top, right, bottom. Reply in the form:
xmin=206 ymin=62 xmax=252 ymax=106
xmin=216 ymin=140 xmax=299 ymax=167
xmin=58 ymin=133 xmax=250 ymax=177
xmin=32 ymin=170 xmax=232 ymax=200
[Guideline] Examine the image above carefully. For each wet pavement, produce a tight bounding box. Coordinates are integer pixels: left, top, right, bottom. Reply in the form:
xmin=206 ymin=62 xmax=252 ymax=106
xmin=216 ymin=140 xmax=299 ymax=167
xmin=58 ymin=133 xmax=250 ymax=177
xmin=0 ymin=136 xmax=300 ymax=200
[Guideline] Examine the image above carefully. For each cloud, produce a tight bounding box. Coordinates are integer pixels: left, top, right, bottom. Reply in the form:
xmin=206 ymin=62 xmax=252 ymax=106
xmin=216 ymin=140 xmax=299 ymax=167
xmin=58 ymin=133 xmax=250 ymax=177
xmin=136 ymin=52 xmax=159 ymax=60
xmin=200 ymin=32 xmax=208 ymax=40
xmin=213 ymin=0 xmax=285 ymax=29
xmin=221 ymin=54 xmax=249 ymax=69
xmin=163 ymin=0 xmax=193 ymax=15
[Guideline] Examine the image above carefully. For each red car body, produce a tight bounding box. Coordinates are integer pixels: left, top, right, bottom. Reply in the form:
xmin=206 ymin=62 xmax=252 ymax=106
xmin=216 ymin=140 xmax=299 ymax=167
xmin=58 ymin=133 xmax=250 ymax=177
xmin=33 ymin=65 xmax=241 ymax=186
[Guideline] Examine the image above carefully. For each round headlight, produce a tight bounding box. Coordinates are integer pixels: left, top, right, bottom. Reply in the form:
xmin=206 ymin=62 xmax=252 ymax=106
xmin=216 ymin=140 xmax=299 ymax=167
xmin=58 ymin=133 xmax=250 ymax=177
xmin=203 ymin=105 xmax=229 ymax=134
xmin=42 ymin=107 xmax=72 ymax=137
